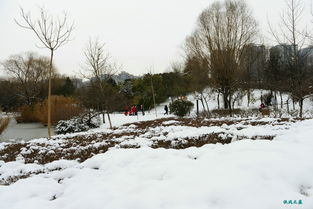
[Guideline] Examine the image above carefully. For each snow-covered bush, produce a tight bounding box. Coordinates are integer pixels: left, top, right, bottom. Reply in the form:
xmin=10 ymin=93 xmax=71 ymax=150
xmin=55 ymin=114 xmax=101 ymax=134
xmin=170 ymin=100 xmax=194 ymax=117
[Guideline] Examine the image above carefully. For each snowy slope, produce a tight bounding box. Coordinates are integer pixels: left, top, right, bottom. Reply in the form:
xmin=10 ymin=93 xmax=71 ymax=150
xmin=0 ymin=118 xmax=313 ymax=209
xmin=185 ymin=89 xmax=313 ymax=116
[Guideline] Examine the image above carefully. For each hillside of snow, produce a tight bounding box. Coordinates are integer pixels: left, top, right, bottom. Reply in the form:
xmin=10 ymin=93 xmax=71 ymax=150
xmin=0 ymin=116 xmax=313 ymax=209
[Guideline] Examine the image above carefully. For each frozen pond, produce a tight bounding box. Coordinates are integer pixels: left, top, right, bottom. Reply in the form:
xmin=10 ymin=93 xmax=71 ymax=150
xmin=0 ymin=118 xmax=54 ymax=142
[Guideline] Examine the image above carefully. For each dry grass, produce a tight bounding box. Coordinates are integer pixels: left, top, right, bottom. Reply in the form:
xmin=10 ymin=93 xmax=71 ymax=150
xmin=0 ymin=117 xmax=10 ymax=134
xmin=16 ymin=96 xmax=83 ymax=125
xmin=261 ymin=109 xmax=270 ymax=116
xmin=35 ymin=96 xmax=83 ymax=125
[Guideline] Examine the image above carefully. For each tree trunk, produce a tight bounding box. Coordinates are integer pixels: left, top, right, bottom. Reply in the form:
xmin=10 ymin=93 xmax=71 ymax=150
xmin=280 ymin=92 xmax=283 ymax=109
xmin=196 ymin=99 xmax=199 ymax=117
xmin=232 ymin=98 xmax=236 ymax=109
xmin=274 ymin=92 xmax=278 ymax=110
xmin=200 ymin=98 xmax=206 ymax=114
xmin=217 ymin=93 xmax=220 ymax=109
xmin=286 ymin=98 xmax=290 ymax=115
xmin=299 ymin=98 xmax=303 ymax=118
xmin=202 ymin=93 xmax=210 ymax=112
xmin=247 ymin=90 xmax=250 ymax=107
xmin=228 ymin=95 xmax=232 ymax=117
xmin=107 ymin=111 xmax=112 ymax=129
xmin=47 ymin=50 xmax=54 ymax=139
xmin=223 ymin=93 xmax=229 ymax=109
xmin=102 ymin=112 xmax=105 ymax=123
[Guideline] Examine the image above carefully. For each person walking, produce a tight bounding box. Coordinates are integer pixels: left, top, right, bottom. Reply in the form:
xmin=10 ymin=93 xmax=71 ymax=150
xmin=131 ymin=106 xmax=137 ymax=116
xmin=164 ymin=105 xmax=168 ymax=115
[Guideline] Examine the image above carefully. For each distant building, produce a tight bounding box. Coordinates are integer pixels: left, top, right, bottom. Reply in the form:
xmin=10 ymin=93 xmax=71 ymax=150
xmin=112 ymin=71 xmax=138 ymax=84
xmin=269 ymin=44 xmax=297 ymax=65
xmin=241 ymin=44 xmax=268 ymax=82
xmin=90 ymin=71 xmax=138 ymax=84
xmin=71 ymin=78 xmax=84 ymax=88
xmin=269 ymin=44 xmax=313 ymax=67
xmin=299 ymin=46 xmax=313 ymax=67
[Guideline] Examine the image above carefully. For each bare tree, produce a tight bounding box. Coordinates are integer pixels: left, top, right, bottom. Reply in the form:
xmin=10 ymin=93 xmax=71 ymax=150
xmin=15 ymin=7 xmax=74 ymax=138
xmin=82 ymin=39 xmax=118 ymax=129
xmin=83 ymin=39 xmax=116 ymax=80
xmin=1 ymin=52 xmax=57 ymax=105
xmin=268 ymin=0 xmax=312 ymax=117
xmin=185 ymin=0 xmax=258 ymax=115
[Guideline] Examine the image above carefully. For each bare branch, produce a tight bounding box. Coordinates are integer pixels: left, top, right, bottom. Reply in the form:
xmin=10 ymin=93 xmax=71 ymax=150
xmin=15 ymin=7 xmax=74 ymax=51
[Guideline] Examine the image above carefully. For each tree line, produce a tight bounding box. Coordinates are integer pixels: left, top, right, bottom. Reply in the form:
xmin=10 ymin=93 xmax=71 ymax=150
xmin=183 ymin=0 xmax=313 ymax=117
xmin=1 ymin=0 xmax=313 ymax=126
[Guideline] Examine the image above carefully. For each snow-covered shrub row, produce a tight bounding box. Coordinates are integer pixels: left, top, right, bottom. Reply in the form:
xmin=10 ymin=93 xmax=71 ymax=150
xmin=55 ymin=114 xmax=101 ymax=134
xmin=1 ymin=118 xmax=313 ymax=209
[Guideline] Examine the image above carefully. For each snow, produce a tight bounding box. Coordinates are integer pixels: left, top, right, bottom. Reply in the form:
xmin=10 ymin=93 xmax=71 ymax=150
xmin=0 ymin=118 xmax=313 ymax=209
xmin=99 ymin=111 xmax=173 ymax=129
xmin=1 ymin=89 xmax=313 ymax=208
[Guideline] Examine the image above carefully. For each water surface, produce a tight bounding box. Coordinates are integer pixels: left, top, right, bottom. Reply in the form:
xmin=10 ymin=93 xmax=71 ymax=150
xmin=0 ymin=118 xmax=54 ymax=142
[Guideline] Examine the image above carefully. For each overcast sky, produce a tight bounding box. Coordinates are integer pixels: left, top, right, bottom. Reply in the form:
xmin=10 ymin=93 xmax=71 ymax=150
xmin=0 ymin=0 xmax=312 ymax=76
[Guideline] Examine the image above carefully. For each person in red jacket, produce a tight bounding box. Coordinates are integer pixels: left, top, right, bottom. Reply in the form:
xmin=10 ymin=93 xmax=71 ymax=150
xmin=133 ymin=106 xmax=138 ymax=116
xmin=130 ymin=106 xmax=137 ymax=116
xmin=124 ymin=106 xmax=129 ymax=116
xmin=259 ymin=103 xmax=265 ymax=112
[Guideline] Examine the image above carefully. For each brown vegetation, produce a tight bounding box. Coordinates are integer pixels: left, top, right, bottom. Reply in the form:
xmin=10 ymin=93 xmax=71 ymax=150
xmin=35 ymin=96 xmax=83 ymax=125
xmin=16 ymin=96 xmax=83 ymax=125
xmin=0 ymin=117 xmax=10 ymax=134
xmin=0 ymin=117 xmax=298 ymax=165
xmin=16 ymin=105 xmax=39 ymax=123
xmin=261 ymin=109 xmax=270 ymax=116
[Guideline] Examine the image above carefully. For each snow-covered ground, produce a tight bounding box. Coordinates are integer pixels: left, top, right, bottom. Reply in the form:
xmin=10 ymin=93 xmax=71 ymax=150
xmin=100 ymin=88 xmax=313 ymax=129
xmin=0 ymin=89 xmax=313 ymax=209
xmin=0 ymin=117 xmax=312 ymax=209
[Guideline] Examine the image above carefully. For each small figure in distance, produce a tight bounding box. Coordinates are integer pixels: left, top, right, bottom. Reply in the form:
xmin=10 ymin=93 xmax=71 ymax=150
xmin=131 ymin=105 xmax=137 ymax=116
xmin=140 ymin=104 xmax=145 ymax=116
xmin=164 ymin=105 xmax=168 ymax=115
xmin=259 ymin=103 xmax=265 ymax=112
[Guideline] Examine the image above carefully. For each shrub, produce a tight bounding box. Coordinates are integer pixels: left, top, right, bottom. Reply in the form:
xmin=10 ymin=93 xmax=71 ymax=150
xmin=0 ymin=117 xmax=10 ymax=134
xmin=169 ymin=99 xmax=194 ymax=117
xmin=35 ymin=96 xmax=83 ymax=125
xmin=16 ymin=96 xmax=83 ymax=125
xmin=210 ymin=108 xmax=263 ymax=118
xmin=55 ymin=114 xmax=101 ymax=134
xmin=16 ymin=105 xmax=38 ymax=123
